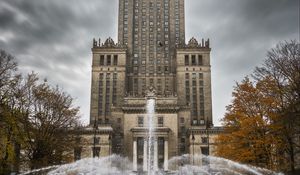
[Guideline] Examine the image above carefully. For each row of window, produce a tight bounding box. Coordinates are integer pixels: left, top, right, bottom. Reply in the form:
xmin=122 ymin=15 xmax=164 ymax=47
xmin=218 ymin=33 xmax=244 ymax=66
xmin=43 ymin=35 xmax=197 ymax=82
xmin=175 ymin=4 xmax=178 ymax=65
xmin=132 ymin=59 xmax=169 ymax=65
xmin=131 ymin=77 xmax=171 ymax=94
xmin=138 ymin=116 xmax=164 ymax=126
xmin=98 ymin=73 xmax=118 ymax=116
xmin=99 ymin=55 xmax=118 ymax=66
xmin=185 ymin=73 xmax=205 ymax=117
xmin=132 ymin=66 xmax=169 ymax=74
xmin=185 ymin=73 xmax=204 ymax=80
xmin=185 ymin=55 xmax=203 ymax=66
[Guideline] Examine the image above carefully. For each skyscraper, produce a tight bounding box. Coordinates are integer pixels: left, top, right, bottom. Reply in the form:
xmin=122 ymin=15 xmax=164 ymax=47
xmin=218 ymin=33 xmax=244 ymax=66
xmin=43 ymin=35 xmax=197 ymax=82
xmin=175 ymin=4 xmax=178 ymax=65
xmin=118 ymin=0 xmax=185 ymax=96
xmin=83 ymin=0 xmax=221 ymax=171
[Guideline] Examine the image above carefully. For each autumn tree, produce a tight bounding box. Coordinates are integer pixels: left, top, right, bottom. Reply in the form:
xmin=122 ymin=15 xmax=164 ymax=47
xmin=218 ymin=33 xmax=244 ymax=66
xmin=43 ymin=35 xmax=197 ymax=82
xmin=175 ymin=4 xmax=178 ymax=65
xmin=22 ymin=74 xmax=80 ymax=169
xmin=215 ymin=41 xmax=300 ymax=172
xmin=254 ymin=40 xmax=300 ymax=172
xmin=0 ymin=50 xmax=81 ymax=172
xmin=215 ymin=77 xmax=283 ymax=170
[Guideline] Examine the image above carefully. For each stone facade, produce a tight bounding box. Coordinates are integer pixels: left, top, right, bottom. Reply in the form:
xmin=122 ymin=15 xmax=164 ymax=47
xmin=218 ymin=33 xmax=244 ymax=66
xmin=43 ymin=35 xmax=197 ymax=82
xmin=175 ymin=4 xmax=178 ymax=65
xmin=74 ymin=0 xmax=223 ymax=171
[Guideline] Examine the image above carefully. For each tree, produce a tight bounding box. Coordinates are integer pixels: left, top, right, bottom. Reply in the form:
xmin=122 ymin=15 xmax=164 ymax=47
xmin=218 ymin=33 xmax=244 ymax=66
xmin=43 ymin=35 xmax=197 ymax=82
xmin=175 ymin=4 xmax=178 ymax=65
xmin=215 ymin=77 xmax=284 ymax=170
xmin=215 ymin=41 xmax=300 ymax=172
xmin=0 ymin=50 xmax=21 ymax=174
xmin=0 ymin=50 xmax=81 ymax=172
xmin=20 ymin=73 xmax=80 ymax=169
xmin=254 ymin=40 xmax=300 ymax=172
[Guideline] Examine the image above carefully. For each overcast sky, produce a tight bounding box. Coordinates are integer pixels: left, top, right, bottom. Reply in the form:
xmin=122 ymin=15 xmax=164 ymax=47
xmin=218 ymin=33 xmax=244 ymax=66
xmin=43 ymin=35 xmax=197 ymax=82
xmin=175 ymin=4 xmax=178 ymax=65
xmin=0 ymin=0 xmax=299 ymax=126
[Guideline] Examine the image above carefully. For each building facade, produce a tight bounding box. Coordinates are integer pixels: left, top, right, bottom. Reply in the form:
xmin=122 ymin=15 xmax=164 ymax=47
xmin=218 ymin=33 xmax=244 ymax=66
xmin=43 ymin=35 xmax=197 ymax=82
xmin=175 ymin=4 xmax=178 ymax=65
xmin=78 ymin=0 xmax=222 ymax=172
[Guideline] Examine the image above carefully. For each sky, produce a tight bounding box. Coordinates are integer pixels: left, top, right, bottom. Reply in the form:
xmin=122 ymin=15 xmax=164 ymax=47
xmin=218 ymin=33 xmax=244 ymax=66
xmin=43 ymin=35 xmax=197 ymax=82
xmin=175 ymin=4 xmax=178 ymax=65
xmin=0 ymin=0 xmax=299 ymax=126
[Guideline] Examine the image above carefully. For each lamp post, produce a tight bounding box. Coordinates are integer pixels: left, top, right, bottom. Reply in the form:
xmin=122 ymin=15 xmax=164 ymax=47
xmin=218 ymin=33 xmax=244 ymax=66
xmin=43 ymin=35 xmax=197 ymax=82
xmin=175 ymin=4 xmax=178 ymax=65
xmin=191 ymin=132 xmax=195 ymax=165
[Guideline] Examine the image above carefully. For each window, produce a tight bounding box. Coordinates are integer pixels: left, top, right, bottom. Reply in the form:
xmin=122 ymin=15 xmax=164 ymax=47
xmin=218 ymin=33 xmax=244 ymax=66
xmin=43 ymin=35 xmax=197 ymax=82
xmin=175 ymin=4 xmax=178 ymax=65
xmin=192 ymin=73 xmax=196 ymax=79
xmin=199 ymin=73 xmax=203 ymax=79
xmin=180 ymin=117 xmax=184 ymax=124
xmin=201 ymin=137 xmax=208 ymax=144
xmin=199 ymin=80 xmax=204 ymax=86
xmin=99 ymin=73 xmax=104 ymax=80
xmin=157 ymin=66 xmax=161 ymax=72
xmin=100 ymin=55 xmax=104 ymax=65
xmin=164 ymin=66 xmax=168 ymax=73
xmin=158 ymin=116 xmax=164 ymax=126
xmin=94 ymin=137 xmax=100 ymax=144
xmin=113 ymin=73 xmax=117 ymax=80
xmin=138 ymin=116 xmax=144 ymax=127
xmin=192 ymin=80 xmax=196 ymax=86
xmin=184 ymin=55 xmax=189 ymax=65
xmin=113 ymin=55 xmax=118 ymax=65
xmin=192 ymin=119 xmax=198 ymax=125
xmin=200 ymin=119 xmax=205 ymax=125
xmin=199 ymin=87 xmax=204 ymax=95
xmin=92 ymin=147 xmax=100 ymax=157
xmin=180 ymin=145 xmax=185 ymax=153
xmin=198 ymin=55 xmax=203 ymax=65
xmin=180 ymin=126 xmax=185 ymax=133
xmin=185 ymin=73 xmax=189 ymax=79
xmin=191 ymin=55 xmax=196 ymax=65
xmin=181 ymin=138 xmax=185 ymax=143
xmin=150 ymin=78 xmax=154 ymax=85
xmin=107 ymin=55 xmax=111 ymax=65
xmin=201 ymin=147 xmax=209 ymax=155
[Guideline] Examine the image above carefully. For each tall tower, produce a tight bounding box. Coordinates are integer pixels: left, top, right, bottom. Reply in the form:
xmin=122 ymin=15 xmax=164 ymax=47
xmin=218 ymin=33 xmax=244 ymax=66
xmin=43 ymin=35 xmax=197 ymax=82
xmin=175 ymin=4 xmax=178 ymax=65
xmin=118 ymin=0 xmax=185 ymax=95
xmin=86 ymin=0 xmax=218 ymax=170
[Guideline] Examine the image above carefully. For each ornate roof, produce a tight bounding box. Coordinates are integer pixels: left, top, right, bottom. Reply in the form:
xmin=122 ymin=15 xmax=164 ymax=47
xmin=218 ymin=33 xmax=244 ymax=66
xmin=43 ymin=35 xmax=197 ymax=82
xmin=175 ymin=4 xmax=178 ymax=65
xmin=187 ymin=37 xmax=199 ymax=47
xmin=103 ymin=37 xmax=115 ymax=47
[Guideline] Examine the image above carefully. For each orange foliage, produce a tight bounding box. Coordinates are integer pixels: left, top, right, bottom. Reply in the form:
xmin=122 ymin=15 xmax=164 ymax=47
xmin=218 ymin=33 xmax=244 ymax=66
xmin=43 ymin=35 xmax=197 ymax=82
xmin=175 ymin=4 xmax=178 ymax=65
xmin=215 ymin=77 xmax=286 ymax=171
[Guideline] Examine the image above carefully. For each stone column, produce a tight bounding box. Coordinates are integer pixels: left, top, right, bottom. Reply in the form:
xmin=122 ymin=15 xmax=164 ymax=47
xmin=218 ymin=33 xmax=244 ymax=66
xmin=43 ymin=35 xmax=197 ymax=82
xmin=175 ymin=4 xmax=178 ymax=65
xmin=154 ymin=138 xmax=158 ymax=171
xmin=133 ymin=139 xmax=137 ymax=171
xmin=164 ymin=139 xmax=168 ymax=171
xmin=143 ymin=139 xmax=148 ymax=171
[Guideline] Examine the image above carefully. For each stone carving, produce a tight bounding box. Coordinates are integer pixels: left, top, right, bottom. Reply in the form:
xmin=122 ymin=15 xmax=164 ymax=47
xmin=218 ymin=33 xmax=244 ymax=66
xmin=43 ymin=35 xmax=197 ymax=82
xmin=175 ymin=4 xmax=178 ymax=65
xmin=145 ymin=86 xmax=156 ymax=98
xmin=103 ymin=37 xmax=115 ymax=47
xmin=187 ymin=37 xmax=199 ymax=47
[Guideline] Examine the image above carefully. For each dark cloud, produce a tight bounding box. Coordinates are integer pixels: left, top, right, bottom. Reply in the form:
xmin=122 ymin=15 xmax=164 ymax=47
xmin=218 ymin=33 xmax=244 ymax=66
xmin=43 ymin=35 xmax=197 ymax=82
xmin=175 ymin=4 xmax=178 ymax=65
xmin=0 ymin=0 xmax=298 ymax=125
xmin=185 ymin=0 xmax=299 ymax=124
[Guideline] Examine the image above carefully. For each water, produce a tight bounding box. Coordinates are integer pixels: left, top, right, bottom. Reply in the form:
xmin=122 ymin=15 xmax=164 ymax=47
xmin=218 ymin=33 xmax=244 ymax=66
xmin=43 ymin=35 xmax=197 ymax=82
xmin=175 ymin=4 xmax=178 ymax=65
xmin=21 ymin=95 xmax=283 ymax=175
xmin=22 ymin=154 xmax=282 ymax=175
xmin=146 ymin=98 xmax=156 ymax=175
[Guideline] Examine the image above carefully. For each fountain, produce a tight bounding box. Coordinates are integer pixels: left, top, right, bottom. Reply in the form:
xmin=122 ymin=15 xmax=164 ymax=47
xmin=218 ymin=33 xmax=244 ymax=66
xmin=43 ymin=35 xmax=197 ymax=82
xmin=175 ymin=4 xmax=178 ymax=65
xmin=22 ymin=154 xmax=282 ymax=175
xmin=21 ymin=87 xmax=283 ymax=175
xmin=146 ymin=86 xmax=156 ymax=175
